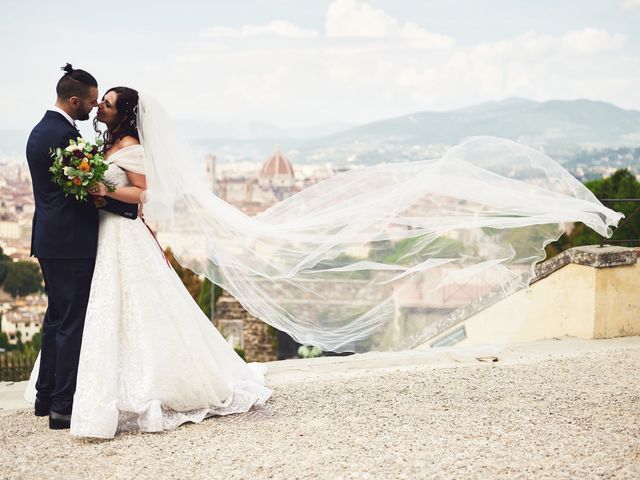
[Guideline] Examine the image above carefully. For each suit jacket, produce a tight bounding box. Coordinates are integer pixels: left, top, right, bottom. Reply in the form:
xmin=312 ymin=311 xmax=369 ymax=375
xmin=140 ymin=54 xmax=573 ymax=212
xmin=26 ymin=111 xmax=137 ymax=259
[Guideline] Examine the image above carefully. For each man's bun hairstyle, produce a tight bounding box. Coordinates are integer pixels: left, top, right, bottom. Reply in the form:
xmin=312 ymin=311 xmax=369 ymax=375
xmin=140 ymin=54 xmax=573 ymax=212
xmin=56 ymin=63 xmax=98 ymax=100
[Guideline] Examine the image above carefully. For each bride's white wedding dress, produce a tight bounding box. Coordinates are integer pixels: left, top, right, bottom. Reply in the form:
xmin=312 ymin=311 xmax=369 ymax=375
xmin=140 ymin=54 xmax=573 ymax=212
xmin=26 ymin=145 xmax=272 ymax=439
xmin=25 ymin=93 xmax=623 ymax=439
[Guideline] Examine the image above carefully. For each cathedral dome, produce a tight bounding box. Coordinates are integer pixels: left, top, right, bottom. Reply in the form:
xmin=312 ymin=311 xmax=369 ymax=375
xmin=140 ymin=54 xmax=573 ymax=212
xmin=260 ymin=148 xmax=294 ymax=177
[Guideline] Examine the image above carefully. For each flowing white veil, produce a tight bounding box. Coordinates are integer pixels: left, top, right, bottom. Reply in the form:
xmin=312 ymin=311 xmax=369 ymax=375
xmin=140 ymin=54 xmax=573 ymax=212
xmin=137 ymin=93 xmax=623 ymax=353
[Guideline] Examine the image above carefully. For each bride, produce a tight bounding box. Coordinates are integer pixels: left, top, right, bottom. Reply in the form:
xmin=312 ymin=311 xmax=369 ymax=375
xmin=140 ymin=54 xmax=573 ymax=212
xmin=27 ymin=85 xmax=623 ymax=439
xmin=26 ymin=87 xmax=273 ymax=439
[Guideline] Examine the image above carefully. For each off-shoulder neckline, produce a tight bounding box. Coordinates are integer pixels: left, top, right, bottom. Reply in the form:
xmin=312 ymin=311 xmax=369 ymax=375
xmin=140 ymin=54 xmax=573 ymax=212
xmin=106 ymin=144 xmax=143 ymax=161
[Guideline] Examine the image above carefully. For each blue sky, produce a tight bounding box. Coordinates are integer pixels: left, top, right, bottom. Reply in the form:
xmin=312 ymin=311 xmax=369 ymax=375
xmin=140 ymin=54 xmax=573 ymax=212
xmin=1 ymin=0 xmax=639 ymax=130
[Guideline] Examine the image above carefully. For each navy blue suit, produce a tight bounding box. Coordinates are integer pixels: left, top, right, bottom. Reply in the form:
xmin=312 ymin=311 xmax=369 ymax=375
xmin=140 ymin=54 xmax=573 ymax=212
xmin=26 ymin=111 xmax=135 ymax=415
xmin=27 ymin=111 xmax=99 ymax=259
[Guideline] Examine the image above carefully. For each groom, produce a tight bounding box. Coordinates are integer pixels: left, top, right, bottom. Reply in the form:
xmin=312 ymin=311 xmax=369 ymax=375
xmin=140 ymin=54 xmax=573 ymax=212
xmin=26 ymin=64 xmax=138 ymax=430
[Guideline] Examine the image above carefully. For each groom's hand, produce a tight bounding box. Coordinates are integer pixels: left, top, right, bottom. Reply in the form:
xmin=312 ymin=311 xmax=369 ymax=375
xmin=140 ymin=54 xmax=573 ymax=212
xmin=90 ymin=182 xmax=109 ymax=196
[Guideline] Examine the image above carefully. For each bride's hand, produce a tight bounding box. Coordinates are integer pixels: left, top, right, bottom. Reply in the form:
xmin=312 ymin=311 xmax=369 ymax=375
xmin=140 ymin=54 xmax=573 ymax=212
xmin=90 ymin=182 xmax=109 ymax=196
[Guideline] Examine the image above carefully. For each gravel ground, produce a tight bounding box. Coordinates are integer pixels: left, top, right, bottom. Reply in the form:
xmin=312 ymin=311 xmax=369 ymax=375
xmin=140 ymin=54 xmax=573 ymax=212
xmin=1 ymin=347 xmax=639 ymax=480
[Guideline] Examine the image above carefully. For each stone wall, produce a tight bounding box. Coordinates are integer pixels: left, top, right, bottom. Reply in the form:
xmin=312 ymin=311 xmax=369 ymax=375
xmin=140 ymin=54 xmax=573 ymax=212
xmin=214 ymin=291 xmax=277 ymax=363
xmin=418 ymin=246 xmax=640 ymax=349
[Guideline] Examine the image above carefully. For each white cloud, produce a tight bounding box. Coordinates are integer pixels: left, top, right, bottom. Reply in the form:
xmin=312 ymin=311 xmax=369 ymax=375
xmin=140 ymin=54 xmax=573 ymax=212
xmin=401 ymin=21 xmax=455 ymax=49
xmin=393 ymin=27 xmax=630 ymax=110
xmin=160 ymin=23 xmax=636 ymax=127
xmin=325 ymin=0 xmax=454 ymax=49
xmin=224 ymin=67 xmax=287 ymax=102
xmin=561 ymin=27 xmax=625 ymax=54
xmin=4 ymin=2 xmax=639 ymax=134
xmin=326 ymin=0 xmax=398 ymax=37
xmin=471 ymin=28 xmax=625 ymax=58
xmin=328 ymin=62 xmax=356 ymax=83
xmin=621 ymin=0 xmax=640 ymax=9
xmin=202 ymin=20 xmax=318 ymax=38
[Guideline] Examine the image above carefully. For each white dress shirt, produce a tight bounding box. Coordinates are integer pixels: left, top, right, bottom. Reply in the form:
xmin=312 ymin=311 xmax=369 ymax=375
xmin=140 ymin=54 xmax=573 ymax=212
xmin=48 ymin=106 xmax=78 ymax=129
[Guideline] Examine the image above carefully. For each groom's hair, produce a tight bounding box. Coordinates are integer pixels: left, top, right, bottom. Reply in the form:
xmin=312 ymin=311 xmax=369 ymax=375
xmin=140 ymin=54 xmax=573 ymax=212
xmin=56 ymin=63 xmax=98 ymax=100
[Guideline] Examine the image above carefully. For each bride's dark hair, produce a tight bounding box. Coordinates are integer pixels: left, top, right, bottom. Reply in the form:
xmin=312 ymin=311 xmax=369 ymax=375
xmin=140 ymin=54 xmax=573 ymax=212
xmin=94 ymin=86 xmax=139 ymax=152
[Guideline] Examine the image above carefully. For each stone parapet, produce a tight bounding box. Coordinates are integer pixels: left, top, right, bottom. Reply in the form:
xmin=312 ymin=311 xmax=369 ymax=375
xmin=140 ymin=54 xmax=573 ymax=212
xmin=533 ymin=245 xmax=637 ymax=282
xmin=417 ymin=245 xmax=640 ymax=349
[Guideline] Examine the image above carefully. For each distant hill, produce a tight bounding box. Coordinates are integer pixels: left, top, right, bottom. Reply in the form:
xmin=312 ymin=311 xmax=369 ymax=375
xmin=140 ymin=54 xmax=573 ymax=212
xmin=191 ymin=98 xmax=640 ymax=166
xmin=2 ymin=99 xmax=639 ymax=164
xmin=301 ymin=98 xmax=640 ymax=156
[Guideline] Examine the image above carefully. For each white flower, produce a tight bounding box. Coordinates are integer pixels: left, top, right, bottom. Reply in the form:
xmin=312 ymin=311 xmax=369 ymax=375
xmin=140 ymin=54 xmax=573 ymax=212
xmin=63 ymin=166 xmax=72 ymax=176
xmin=65 ymin=144 xmax=80 ymax=153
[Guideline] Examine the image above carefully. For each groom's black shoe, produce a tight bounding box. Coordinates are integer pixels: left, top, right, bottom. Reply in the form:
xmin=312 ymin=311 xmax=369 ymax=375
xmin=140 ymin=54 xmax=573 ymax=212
xmin=34 ymin=397 xmax=51 ymax=417
xmin=49 ymin=411 xmax=72 ymax=430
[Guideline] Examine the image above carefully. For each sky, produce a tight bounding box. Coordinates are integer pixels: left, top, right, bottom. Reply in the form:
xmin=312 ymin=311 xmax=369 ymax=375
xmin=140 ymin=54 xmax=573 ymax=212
xmin=1 ymin=0 xmax=639 ymax=131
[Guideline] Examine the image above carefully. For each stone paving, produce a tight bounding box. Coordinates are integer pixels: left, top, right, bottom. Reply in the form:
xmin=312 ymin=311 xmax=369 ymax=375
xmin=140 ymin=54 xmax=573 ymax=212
xmin=1 ymin=337 xmax=638 ymax=479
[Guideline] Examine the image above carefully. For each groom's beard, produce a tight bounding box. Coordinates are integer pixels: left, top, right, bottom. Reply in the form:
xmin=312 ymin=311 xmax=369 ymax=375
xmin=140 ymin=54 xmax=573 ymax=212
xmin=76 ymin=110 xmax=91 ymax=121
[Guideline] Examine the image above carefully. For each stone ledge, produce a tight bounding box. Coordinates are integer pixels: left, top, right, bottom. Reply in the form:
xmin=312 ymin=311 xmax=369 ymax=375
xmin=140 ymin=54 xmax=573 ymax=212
xmin=533 ymin=245 xmax=637 ymax=283
xmin=408 ymin=245 xmax=638 ymax=349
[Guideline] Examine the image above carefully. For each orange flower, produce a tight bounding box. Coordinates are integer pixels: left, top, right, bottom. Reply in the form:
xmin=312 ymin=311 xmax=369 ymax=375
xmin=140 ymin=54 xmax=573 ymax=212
xmin=72 ymin=177 xmax=82 ymax=186
xmin=86 ymin=153 xmax=93 ymax=159
xmin=78 ymin=161 xmax=91 ymax=172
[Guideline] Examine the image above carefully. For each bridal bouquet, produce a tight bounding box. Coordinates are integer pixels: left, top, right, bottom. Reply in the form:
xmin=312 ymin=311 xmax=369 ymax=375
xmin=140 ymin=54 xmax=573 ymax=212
xmin=49 ymin=137 xmax=114 ymax=207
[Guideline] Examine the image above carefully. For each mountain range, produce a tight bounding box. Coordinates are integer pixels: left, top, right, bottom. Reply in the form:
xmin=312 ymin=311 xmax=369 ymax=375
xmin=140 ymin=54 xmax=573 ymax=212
xmin=191 ymin=98 xmax=640 ymax=165
xmin=310 ymin=98 xmax=640 ymax=153
xmin=2 ymin=98 xmax=640 ymax=164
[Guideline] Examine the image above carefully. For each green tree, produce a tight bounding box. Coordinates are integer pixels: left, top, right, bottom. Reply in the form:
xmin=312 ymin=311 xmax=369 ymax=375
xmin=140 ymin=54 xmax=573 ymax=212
xmin=3 ymin=261 xmax=42 ymax=298
xmin=369 ymin=236 xmax=466 ymax=265
xmin=0 ymin=331 xmax=12 ymax=351
xmin=233 ymin=347 xmax=246 ymax=360
xmin=163 ymin=247 xmax=202 ymax=301
xmin=546 ymin=169 xmax=640 ymax=256
xmin=30 ymin=328 xmax=42 ymax=352
xmin=197 ymin=278 xmax=224 ymax=320
xmin=0 ymin=246 xmax=11 ymax=286
xmin=0 ymin=262 xmax=9 ymax=286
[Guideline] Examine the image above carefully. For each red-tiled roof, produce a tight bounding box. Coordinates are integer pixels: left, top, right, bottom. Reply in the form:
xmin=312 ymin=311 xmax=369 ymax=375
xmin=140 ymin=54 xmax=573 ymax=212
xmin=260 ymin=150 xmax=294 ymax=177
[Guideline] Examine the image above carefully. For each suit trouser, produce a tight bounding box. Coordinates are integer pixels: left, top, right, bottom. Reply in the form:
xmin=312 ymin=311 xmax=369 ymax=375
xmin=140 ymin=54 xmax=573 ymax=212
xmin=36 ymin=258 xmax=95 ymax=415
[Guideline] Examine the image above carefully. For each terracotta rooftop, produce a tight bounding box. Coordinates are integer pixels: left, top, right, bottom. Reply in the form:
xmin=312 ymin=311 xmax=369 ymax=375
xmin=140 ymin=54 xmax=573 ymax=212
xmin=260 ymin=148 xmax=294 ymax=177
